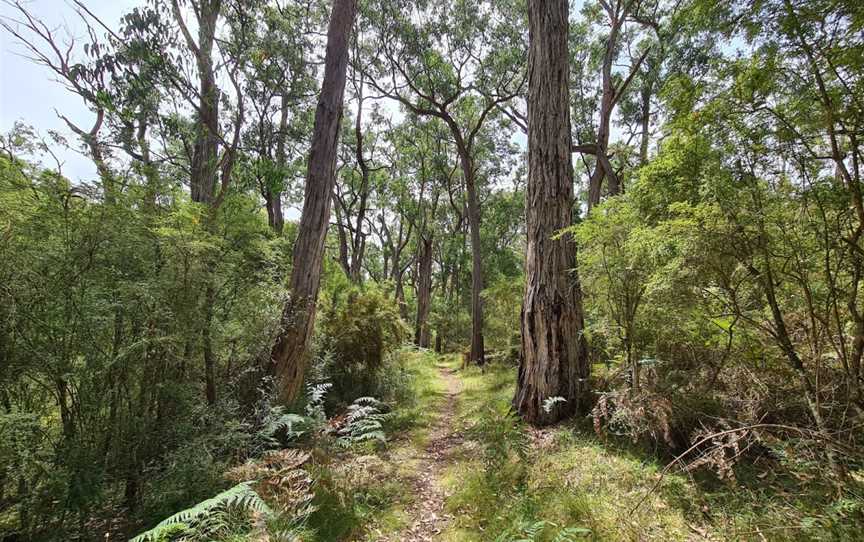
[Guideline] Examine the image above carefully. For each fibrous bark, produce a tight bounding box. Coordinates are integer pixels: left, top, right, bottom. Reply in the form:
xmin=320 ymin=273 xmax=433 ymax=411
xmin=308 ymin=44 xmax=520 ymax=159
xmin=516 ymin=0 xmax=591 ymax=425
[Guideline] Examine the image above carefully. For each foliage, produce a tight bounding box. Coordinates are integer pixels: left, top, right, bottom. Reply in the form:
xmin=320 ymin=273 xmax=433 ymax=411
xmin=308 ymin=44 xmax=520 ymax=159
xmin=493 ymin=521 xmax=591 ymax=542
xmin=482 ymin=276 xmax=524 ymax=362
xmin=314 ymin=278 xmax=409 ymax=405
xmin=469 ymin=405 xmax=530 ymax=482
xmin=129 ymin=483 xmax=271 ymax=542
xmin=3 ymin=0 xmax=864 ymax=538
xmin=335 ymin=397 xmax=389 ymax=448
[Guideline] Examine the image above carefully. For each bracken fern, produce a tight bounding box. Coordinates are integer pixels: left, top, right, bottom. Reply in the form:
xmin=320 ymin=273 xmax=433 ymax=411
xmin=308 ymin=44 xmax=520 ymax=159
xmin=129 ymin=482 xmax=271 ymax=542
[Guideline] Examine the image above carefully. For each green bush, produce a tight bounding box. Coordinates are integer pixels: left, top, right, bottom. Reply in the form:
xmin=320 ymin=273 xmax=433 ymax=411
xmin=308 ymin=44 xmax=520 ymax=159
xmin=313 ymin=276 xmax=408 ymax=407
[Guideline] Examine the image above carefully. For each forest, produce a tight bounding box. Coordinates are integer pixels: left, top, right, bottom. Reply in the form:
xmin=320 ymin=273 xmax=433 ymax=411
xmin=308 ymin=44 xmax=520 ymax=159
xmin=0 ymin=0 xmax=863 ymax=540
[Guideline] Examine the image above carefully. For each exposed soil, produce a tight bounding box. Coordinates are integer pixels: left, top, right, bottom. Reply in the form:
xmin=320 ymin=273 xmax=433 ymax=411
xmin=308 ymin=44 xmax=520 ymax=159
xmin=377 ymin=364 xmax=463 ymax=541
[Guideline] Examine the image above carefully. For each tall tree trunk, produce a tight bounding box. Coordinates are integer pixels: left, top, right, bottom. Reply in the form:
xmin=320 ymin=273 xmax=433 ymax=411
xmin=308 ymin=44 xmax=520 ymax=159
xmin=350 ymin=71 xmax=370 ymax=283
xmin=136 ymin=112 xmax=160 ymax=212
xmin=270 ymin=0 xmax=357 ymax=404
xmin=203 ymin=278 xmax=217 ymax=405
xmin=394 ymin=267 xmax=409 ymax=321
xmin=178 ymin=0 xmax=221 ymax=205
xmin=516 ymin=0 xmax=591 ymax=425
xmin=587 ymin=23 xmax=619 ymax=209
xmin=415 ymin=235 xmax=434 ymax=347
xmin=451 ymin=140 xmax=485 ymax=364
xmin=332 ymin=192 xmax=352 ymax=275
xmin=267 ymin=93 xmax=290 ymax=234
xmin=173 ymin=0 xmax=225 ymax=406
xmin=639 ymin=79 xmax=652 ymax=166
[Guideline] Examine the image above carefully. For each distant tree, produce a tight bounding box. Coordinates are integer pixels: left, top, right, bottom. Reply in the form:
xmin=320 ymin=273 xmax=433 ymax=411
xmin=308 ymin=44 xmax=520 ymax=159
xmin=364 ymin=0 xmax=526 ymax=364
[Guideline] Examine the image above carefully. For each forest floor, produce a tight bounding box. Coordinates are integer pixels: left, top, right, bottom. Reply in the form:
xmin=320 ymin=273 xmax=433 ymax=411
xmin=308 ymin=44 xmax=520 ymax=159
xmin=306 ymin=350 xmax=859 ymax=542
xmin=381 ymin=362 xmax=464 ymax=541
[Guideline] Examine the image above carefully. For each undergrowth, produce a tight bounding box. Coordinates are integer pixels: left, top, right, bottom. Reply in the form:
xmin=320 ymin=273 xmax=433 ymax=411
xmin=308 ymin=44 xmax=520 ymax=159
xmin=303 ymin=348 xmax=445 ymax=541
xmin=439 ymin=359 xmax=864 ymax=541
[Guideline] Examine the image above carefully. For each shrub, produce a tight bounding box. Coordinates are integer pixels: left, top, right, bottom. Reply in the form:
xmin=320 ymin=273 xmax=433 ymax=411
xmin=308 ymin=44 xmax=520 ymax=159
xmin=314 ymin=280 xmax=408 ymax=406
xmin=482 ymin=277 xmax=524 ymax=363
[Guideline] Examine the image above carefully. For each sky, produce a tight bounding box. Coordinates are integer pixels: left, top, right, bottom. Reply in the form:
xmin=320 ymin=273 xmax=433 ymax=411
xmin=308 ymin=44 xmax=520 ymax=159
xmin=0 ymin=0 xmax=138 ymax=182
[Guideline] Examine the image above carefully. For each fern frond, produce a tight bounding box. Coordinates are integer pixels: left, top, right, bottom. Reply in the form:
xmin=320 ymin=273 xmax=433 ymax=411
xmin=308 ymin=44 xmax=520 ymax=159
xmin=335 ymin=395 xmax=390 ymax=447
xmin=552 ymin=526 xmax=592 ymax=542
xmin=261 ymin=412 xmax=308 ymax=441
xmin=129 ymin=482 xmax=272 ymax=542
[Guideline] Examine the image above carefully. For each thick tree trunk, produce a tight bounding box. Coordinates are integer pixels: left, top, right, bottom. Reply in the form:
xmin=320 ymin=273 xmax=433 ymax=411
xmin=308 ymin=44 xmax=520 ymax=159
xmin=414 ymin=235 xmax=434 ymax=347
xmin=270 ymin=0 xmax=358 ymax=404
xmin=516 ymin=0 xmax=591 ymax=425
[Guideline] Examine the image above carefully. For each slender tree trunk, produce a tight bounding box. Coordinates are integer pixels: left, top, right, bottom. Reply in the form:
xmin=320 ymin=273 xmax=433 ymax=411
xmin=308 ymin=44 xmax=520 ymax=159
xmin=333 ymin=192 xmax=352 ymax=276
xmin=203 ymin=279 xmax=217 ymax=405
xmin=586 ymin=5 xmax=629 ymax=209
xmin=267 ymin=93 xmax=289 ymax=234
xmin=639 ymin=79 xmax=652 ymax=166
xmin=516 ymin=0 xmax=591 ymax=425
xmin=173 ymin=0 xmax=225 ymax=406
xmin=451 ymin=141 xmax=486 ymax=364
xmin=394 ymin=267 xmax=409 ymax=321
xmin=56 ymin=378 xmax=75 ymax=440
xmin=136 ymin=113 xmax=160 ymax=212
xmin=270 ymin=0 xmax=357 ymax=404
xmin=350 ymin=72 xmax=370 ymax=283
xmin=415 ymin=235 xmax=434 ymax=347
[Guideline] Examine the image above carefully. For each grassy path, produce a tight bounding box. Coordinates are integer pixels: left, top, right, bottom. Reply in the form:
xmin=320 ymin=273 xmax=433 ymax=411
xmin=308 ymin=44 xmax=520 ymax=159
xmin=389 ymin=362 xmax=463 ymax=541
xmin=339 ymin=351 xmax=854 ymax=541
xmin=342 ymin=351 xmax=466 ymax=542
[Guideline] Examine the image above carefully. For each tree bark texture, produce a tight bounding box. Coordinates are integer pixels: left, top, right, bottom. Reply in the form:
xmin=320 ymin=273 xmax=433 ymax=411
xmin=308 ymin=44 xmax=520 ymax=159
xmin=414 ymin=235 xmax=434 ymax=347
xmin=181 ymin=0 xmax=221 ymax=205
xmin=451 ymin=138 xmax=486 ymax=364
xmin=270 ymin=0 xmax=358 ymax=403
xmin=516 ymin=0 xmax=591 ymax=425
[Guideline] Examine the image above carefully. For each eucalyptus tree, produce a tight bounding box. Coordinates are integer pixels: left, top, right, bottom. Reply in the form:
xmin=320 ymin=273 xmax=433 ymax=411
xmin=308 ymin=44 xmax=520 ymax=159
xmin=155 ymin=0 xmax=254 ymax=405
xmin=240 ymin=0 xmax=321 ymax=233
xmin=571 ymin=0 xmax=661 ymax=208
xmin=515 ymin=0 xmax=590 ymax=425
xmin=366 ymin=155 xmax=416 ymax=319
xmin=332 ymin=34 xmax=390 ymax=283
xmin=270 ymin=0 xmax=358 ymax=404
xmin=0 ymin=1 xmax=171 ymax=204
xmin=389 ymin=117 xmax=454 ymax=346
xmin=364 ymin=0 xmax=526 ymax=364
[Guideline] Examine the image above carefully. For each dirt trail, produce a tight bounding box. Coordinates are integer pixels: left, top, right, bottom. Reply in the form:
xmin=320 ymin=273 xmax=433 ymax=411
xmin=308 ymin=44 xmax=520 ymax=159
xmin=382 ymin=363 xmax=463 ymax=541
